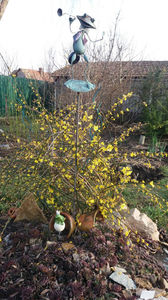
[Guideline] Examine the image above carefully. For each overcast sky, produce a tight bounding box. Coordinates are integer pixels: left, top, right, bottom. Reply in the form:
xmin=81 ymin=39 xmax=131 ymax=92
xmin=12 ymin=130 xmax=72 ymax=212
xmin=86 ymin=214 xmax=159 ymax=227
xmin=0 ymin=0 xmax=168 ymax=71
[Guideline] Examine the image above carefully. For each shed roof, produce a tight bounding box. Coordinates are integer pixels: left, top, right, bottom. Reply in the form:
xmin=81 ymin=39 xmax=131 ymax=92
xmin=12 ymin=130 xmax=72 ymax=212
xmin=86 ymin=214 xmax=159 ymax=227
xmin=52 ymin=61 xmax=168 ymax=79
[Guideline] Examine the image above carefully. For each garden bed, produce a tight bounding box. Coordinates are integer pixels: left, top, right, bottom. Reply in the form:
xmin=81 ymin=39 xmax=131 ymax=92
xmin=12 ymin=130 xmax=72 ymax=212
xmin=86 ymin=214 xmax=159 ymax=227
xmin=0 ymin=217 xmax=168 ymax=299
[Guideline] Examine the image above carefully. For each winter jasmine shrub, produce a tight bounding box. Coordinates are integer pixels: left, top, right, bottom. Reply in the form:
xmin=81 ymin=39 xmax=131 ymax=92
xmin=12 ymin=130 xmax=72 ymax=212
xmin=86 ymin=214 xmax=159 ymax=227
xmin=0 ymin=90 xmax=167 ymax=229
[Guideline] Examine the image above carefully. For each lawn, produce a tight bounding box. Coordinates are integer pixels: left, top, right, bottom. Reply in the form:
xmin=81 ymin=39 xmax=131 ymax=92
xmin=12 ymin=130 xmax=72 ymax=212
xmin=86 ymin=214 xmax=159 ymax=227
xmin=123 ymin=165 xmax=168 ymax=230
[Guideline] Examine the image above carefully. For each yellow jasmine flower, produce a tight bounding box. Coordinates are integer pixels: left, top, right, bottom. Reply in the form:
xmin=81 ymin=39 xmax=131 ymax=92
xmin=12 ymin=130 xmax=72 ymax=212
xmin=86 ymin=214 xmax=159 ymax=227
xmin=149 ymin=181 xmax=155 ymax=188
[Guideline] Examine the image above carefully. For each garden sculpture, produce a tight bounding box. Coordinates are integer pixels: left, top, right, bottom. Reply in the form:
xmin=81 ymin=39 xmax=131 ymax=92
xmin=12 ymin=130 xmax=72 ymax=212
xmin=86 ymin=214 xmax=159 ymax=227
xmin=49 ymin=212 xmax=76 ymax=239
xmin=54 ymin=211 xmax=65 ymax=236
xmin=57 ymin=8 xmax=104 ymax=92
xmin=57 ymin=8 xmax=104 ymax=216
xmin=57 ymin=8 xmax=104 ymax=66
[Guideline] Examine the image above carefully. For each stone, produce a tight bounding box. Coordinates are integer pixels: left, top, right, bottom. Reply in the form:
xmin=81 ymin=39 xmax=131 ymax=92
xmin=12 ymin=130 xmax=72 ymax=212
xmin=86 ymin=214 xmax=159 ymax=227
xmin=109 ymin=271 xmax=136 ymax=290
xmin=126 ymin=208 xmax=159 ymax=241
xmin=14 ymin=193 xmax=48 ymax=224
xmin=140 ymin=289 xmax=155 ymax=300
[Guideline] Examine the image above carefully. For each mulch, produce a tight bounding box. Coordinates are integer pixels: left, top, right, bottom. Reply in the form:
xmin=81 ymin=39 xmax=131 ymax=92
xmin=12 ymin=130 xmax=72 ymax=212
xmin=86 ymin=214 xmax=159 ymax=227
xmin=0 ymin=216 xmax=168 ymax=300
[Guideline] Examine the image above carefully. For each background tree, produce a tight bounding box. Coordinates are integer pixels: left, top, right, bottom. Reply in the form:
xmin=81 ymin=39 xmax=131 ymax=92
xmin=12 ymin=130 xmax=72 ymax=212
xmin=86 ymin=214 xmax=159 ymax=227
xmin=0 ymin=51 xmax=18 ymax=75
xmin=0 ymin=0 xmax=9 ymax=21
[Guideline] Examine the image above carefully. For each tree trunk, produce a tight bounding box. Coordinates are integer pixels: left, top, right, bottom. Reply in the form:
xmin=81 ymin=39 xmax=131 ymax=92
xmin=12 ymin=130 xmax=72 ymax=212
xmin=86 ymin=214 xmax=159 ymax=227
xmin=0 ymin=0 xmax=9 ymax=21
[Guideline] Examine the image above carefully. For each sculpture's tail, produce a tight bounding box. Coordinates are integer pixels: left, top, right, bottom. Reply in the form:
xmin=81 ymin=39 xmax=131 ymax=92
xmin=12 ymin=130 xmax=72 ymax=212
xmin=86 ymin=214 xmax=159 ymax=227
xmin=68 ymin=52 xmax=80 ymax=64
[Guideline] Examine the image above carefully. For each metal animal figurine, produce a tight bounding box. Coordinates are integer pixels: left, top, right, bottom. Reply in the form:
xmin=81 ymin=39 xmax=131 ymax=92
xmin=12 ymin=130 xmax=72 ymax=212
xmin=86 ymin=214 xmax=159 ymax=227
xmin=57 ymin=8 xmax=104 ymax=65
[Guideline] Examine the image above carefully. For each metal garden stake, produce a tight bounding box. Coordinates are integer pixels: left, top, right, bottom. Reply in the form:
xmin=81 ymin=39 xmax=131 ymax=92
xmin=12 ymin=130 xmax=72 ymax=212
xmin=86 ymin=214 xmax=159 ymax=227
xmin=57 ymin=8 xmax=104 ymax=216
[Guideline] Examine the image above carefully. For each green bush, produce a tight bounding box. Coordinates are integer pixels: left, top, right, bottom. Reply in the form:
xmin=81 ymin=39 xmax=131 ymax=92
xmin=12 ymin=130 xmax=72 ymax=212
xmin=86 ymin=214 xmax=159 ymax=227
xmin=141 ymin=70 xmax=168 ymax=138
